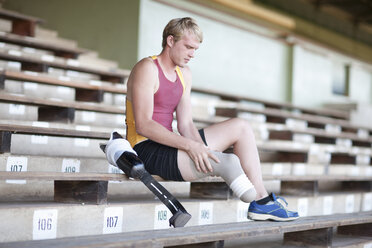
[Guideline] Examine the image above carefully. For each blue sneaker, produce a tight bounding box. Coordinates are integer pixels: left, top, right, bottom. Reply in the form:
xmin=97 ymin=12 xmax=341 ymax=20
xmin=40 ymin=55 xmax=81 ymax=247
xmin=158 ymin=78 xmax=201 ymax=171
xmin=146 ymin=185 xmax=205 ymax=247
xmin=248 ymin=193 xmax=299 ymax=221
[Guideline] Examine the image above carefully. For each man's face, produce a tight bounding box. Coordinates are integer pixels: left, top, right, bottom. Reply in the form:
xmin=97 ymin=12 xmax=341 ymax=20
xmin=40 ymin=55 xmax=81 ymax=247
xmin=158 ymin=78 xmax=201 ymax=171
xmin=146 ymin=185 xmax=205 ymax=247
xmin=169 ymin=30 xmax=200 ymax=67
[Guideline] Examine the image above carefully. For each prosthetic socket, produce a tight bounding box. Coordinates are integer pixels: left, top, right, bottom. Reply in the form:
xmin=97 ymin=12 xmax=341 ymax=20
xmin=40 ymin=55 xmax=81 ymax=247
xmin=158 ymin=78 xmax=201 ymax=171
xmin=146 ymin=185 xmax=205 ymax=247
xmin=100 ymin=132 xmax=191 ymax=228
xmin=191 ymin=151 xmax=257 ymax=203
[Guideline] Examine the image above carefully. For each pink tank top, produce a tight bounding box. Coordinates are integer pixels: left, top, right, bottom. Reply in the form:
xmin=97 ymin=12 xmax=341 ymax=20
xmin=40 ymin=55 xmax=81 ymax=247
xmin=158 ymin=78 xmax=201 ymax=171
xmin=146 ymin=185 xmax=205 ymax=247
xmin=152 ymin=58 xmax=183 ymax=131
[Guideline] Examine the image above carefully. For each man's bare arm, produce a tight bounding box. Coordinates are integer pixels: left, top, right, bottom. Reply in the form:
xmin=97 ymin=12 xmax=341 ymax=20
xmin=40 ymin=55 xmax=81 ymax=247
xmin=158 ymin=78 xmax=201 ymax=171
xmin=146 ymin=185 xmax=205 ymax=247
xmin=176 ymin=66 xmax=203 ymax=143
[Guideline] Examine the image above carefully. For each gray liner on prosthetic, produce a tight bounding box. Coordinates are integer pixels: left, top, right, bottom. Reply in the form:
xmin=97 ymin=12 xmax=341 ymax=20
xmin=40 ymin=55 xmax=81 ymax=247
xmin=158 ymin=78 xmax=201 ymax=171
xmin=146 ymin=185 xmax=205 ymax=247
xmin=191 ymin=151 xmax=256 ymax=202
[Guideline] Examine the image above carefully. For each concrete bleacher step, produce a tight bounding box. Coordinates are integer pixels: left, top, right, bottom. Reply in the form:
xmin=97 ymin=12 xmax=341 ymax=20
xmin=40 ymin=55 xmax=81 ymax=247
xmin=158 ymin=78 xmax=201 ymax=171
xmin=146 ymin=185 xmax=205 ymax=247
xmin=1 ymin=69 xmax=127 ymax=106
xmin=0 ymin=153 xmax=191 ymax=201
xmin=0 ymin=42 xmax=55 ymax=57
xmin=3 ymin=80 xmax=76 ymax=102
xmin=0 ymin=41 xmax=23 ymax=52
xmin=327 ymin=235 xmax=372 ymax=248
xmin=0 ymin=178 xmax=191 ymax=203
xmin=0 ymin=115 xmax=123 ymax=132
xmin=0 ymin=31 xmax=85 ymax=59
xmin=265 ymin=127 xmax=372 ymax=149
xmin=0 ymin=50 xmax=129 ymax=83
xmin=1 ymin=69 xmax=127 ymax=90
xmin=1 ymin=152 xmax=370 ymax=177
xmin=0 ymin=152 xmax=370 ymax=201
xmin=0 ymin=93 xmax=125 ymax=126
xmin=0 ymin=18 xmax=11 ymax=33
xmin=8 ymin=133 xmax=105 ymax=157
xmin=0 ymin=194 xmax=371 ymax=243
xmin=78 ymin=52 xmax=119 ymax=71
xmin=0 ymin=101 xmax=125 ymax=127
xmin=0 ymin=153 xmax=109 ymax=172
xmin=1 ymin=118 xmax=371 ymax=166
xmin=198 ymin=95 xmax=371 ymax=139
xmin=225 ymin=233 xmax=372 ymax=248
xmin=1 ymin=170 xmax=371 ymax=206
xmin=195 ymin=114 xmax=372 ymax=162
xmin=192 ymin=86 xmax=350 ymax=121
xmin=261 ymin=162 xmax=372 ymax=178
xmin=0 ymin=180 xmax=191 ymax=202
xmin=0 ymin=49 xmax=115 ymax=77
xmin=34 ymin=27 xmax=79 ymax=50
xmin=211 ymin=106 xmax=372 ymax=146
xmin=2 ymin=120 xmax=371 ymax=162
xmin=0 ymin=122 xmax=112 ymax=157
xmin=0 ymin=8 xmax=43 ymax=37
xmin=0 ymin=57 xmax=103 ymax=81
xmin=253 ymin=129 xmax=372 ymax=162
xmin=0 ymin=47 xmax=66 ymax=67
xmin=258 ymin=140 xmax=372 ymax=166
xmin=0 ymin=45 xmax=117 ymax=73
xmin=34 ymin=27 xmax=57 ymax=39
xmin=259 ymin=140 xmax=364 ymax=166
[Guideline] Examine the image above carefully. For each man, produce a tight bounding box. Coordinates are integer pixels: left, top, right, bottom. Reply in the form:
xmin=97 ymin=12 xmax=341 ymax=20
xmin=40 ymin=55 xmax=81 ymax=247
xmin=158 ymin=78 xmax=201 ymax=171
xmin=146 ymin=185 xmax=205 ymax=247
xmin=126 ymin=17 xmax=298 ymax=221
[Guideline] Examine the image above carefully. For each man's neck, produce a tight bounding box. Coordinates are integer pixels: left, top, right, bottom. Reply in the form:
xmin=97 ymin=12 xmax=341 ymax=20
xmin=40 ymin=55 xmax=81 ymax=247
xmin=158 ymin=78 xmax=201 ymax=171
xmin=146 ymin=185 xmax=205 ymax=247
xmin=157 ymin=51 xmax=177 ymax=74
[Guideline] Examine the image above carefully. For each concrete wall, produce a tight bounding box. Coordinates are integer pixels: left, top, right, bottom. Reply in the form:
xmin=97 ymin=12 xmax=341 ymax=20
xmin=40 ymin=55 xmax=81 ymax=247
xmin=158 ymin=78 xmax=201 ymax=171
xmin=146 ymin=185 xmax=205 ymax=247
xmin=292 ymin=46 xmax=334 ymax=107
xmin=291 ymin=44 xmax=372 ymax=108
xmin=3 ymin=0 xmax=140 ymax=69
xmin=350 ymin=66 xmax=372 ymax=104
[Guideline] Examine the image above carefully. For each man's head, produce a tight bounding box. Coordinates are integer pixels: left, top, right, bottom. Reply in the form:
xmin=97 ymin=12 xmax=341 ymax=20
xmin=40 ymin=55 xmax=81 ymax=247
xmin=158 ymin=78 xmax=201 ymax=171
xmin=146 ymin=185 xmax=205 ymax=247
xmin=162 ymin=17 xmax=203 ymax=50
xmin=162 ymin=17 xmax=203 ymax=67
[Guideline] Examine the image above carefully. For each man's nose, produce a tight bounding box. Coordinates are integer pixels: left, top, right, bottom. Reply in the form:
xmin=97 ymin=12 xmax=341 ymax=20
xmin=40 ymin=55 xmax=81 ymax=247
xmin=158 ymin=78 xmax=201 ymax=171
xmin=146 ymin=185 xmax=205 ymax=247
xmin=189 ymin=50 xmax=195 ymax=58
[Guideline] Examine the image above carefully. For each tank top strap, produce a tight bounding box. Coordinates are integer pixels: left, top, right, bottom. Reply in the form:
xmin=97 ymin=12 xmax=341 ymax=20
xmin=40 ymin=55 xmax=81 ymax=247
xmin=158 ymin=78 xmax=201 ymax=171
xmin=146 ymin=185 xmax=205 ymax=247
xmin=175 ymin=66 xmax=186 ymax=94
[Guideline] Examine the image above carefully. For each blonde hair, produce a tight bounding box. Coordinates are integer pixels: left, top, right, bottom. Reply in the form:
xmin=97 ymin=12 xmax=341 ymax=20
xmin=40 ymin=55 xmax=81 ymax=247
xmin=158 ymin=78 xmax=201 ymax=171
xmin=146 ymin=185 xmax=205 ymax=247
xmin=162 ymin=17 xmax=203 ymax=49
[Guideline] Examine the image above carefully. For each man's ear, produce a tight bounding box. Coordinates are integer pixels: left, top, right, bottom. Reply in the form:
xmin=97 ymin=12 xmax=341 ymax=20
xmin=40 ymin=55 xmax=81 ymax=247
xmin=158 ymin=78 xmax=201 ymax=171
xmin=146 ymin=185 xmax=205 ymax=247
xmin=166 ymin=35 xmax=174 ymax=48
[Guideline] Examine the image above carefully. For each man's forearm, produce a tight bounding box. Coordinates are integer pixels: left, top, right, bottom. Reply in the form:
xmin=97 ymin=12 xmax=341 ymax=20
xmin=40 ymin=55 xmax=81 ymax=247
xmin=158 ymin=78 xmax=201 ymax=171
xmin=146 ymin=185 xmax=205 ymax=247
xmin=178 ymin=121 xmax=204 ymax=145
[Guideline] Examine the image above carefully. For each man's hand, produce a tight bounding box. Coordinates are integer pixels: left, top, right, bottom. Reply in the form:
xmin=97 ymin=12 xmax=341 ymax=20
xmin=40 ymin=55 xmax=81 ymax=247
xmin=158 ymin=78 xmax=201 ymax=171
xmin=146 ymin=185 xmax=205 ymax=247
xmin=186 ymin=140 xmax=220 ymax=173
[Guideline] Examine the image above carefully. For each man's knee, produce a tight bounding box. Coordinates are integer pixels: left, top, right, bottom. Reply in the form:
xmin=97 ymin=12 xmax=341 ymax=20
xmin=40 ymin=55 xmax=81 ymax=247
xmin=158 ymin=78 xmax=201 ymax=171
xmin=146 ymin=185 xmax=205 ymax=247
xmin=213 ymin=152 xmax=243 ymax=173
xmin=231 ymin=118 xmax=254 ymax=137
xmin=224 ymin=153 xmax=240 ymax=165
xmin=211 ymin=152 xmax=256 ymax=202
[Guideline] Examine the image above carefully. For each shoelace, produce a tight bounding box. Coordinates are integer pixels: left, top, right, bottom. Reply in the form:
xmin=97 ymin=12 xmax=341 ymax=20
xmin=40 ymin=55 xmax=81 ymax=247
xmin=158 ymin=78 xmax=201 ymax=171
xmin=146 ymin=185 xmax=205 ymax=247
xmin=275 ymin=196 xmax=288 ymax=208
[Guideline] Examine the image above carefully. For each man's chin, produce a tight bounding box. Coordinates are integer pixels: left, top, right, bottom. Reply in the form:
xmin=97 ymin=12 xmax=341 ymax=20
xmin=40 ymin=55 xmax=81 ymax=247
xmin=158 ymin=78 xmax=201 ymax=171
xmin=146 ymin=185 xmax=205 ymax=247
xmin=176 ymin=62 xmax=186 ymax=68
xmin=179 ymin=61 xmax=190 ymax=67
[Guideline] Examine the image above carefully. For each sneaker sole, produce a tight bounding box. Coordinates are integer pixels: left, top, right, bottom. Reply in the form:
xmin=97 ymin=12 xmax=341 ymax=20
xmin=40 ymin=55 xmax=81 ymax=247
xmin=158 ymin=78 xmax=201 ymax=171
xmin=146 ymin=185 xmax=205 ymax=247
xmin=248 ymin=212 xmax=299 ymax=222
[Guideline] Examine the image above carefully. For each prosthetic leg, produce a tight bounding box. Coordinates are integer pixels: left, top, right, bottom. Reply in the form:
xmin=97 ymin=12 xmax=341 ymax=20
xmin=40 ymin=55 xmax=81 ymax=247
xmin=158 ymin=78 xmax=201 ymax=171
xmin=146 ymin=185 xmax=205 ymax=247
xmin=100 ymin=132 xmax=191 ymax=228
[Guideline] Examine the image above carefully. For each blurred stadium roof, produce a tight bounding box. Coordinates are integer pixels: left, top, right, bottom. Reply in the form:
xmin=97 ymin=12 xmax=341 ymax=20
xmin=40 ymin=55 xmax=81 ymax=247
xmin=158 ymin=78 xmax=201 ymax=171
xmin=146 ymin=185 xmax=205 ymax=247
xmin=254 ymin=0 xmax=372 ymax=47
xmin=307 ymin=0 xmax=372 ymax=27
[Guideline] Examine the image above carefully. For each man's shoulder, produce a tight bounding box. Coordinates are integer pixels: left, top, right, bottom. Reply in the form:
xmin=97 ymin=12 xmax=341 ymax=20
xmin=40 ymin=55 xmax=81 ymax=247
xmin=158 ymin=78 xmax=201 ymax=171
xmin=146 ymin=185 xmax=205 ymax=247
xmin=133 ymin=57 xmax=157 ymax=73
xmin=179 ymin=65 xmax=192 ymax=82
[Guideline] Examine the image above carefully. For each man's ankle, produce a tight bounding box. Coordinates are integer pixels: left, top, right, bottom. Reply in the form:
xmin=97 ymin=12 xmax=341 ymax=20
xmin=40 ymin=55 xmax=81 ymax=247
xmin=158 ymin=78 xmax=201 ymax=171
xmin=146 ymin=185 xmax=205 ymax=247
xmin=256 ymin=193 xmax=275 ymax=205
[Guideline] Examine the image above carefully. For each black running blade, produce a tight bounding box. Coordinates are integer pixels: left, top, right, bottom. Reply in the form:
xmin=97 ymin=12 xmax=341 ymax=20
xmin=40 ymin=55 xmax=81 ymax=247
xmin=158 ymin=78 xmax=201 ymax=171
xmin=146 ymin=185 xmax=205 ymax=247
xmin=112 ymin=132 xmax=123 ymax=140
xmin=99 ymin=143 xmax=107 ymax=153
xmin=169 ymin=210 xmax=192 ymax=228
